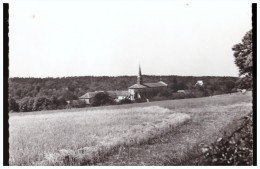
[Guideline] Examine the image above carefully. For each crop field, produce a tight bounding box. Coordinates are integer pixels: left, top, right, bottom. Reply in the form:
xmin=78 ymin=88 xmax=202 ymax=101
xmin=9 ymin=92 xmax=252 ymax=165
xmin=9 ymin=106 xmax=190 ymax=165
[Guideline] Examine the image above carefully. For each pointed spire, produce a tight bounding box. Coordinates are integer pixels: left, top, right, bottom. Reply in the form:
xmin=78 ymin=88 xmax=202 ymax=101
xmin=138 ymin=64 xmax=142 ymax=77
xmin=137 ymin=64 xmax=143 ymax=84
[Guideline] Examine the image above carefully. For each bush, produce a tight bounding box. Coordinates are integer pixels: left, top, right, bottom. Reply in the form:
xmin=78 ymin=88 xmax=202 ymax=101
xmin=157 ymin=90 xmax=172 ymax=97
xmin=199 ymin=113 xmax=253 ymax=165
xmin=33 ymin=96 xmax=51 ymax=111
xmin=17 ymin=96 xmax=66 ymax=112
xmin=8 ymin=98 xmax=19 ymax=112
xmin=57 ymin=96 xmax=67 ymax=109
xmin=118 ymin=98 xmax=132 ymax=104
xmin=91 ymin=92 xmax=114 ymax=107
xmin=69 ymin=100 xmax=86 ymax=108
xmin=19 ymin=97 xmax=34 ymax=112
xmin=191 ymin=89 xmax=208 ymax=98
xmin=171 ymin=93 xmax=185 ymax=100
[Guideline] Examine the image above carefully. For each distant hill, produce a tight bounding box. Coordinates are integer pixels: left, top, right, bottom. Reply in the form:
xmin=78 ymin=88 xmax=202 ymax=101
xmin=9 ymin=75 xmax=239 ymax=101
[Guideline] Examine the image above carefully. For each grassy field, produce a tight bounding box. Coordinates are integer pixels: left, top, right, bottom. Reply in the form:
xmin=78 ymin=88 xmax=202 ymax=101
xmin=9 ymin=106 xmax=190 ymax=165
xmin=9 ymin=92 xmax=252 ymax=165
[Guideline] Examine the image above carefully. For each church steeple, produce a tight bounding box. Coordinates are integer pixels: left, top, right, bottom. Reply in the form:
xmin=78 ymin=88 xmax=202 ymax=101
xmin=138 ymin=64 xmax=142 ymax=77
xmin=137 ymin=64 xmax=143 ymax=84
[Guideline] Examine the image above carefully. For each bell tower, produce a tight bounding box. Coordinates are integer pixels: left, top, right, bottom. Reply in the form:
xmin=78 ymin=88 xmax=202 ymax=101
xmin=137 ymin=64 xmax=143 ymax=84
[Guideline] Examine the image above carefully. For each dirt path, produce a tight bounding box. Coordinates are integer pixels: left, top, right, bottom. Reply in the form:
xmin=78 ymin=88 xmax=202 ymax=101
xmin=97 ymin=102 xmax=252 ymax=165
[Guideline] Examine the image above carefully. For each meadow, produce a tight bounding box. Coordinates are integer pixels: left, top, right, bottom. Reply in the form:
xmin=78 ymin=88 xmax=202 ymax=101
xmin=9 ymin=92 xmax=252 ymax=165
xmin=9 ymin=106 xmax=190 ymax=165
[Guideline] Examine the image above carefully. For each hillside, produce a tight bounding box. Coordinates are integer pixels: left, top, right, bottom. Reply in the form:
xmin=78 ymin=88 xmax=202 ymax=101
xmin=8 ymin=75 xmax=239 ymax=112
xmin=9 ymin=75 xmax=238 ymax=99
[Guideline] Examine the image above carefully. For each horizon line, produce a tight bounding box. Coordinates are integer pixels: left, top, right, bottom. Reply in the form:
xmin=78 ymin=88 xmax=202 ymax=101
xmin=9 ymin=74 xmax=239 ymax=79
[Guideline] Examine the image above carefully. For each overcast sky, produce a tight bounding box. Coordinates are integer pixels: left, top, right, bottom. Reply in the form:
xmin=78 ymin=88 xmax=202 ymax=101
xmin=9 ymin=1 xmax=252 ymax=78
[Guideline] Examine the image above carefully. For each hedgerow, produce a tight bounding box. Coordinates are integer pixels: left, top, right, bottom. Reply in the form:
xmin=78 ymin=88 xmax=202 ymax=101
xmin=199 ymin=112 xmax=253 ymax=165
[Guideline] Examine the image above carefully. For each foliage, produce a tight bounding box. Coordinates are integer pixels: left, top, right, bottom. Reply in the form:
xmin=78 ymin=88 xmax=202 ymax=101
xmin=225 ymin=80 xmax=236 ymax=94
xmin=91 ymin=92 xmax=114 ymax=107
xmin=33 ymin=97 xmax=46 ymax=111
xmin=199 ymin=113 xmax=253 ymax=165
xmin=170 ymin=82 xmax=188 ymax=92
xmin=68 ymin=100 xmax=87 ymax=108
xmin=19 ymin=97 xmax=33 ymax=112
xmin=16 ymin=96 xmax=68 ymax=112
xmin=209 ymin=82 xmax=219 ymax=96
xmin=157 ymin=89 xmax=172 ymax=97
xmin=118 ymin=98 xmax=132 ymax=104
xmin=8 ymin=98 xmax=19 ymax=112
xmin=8 ymin=75 xmax=239 ymax=112
xmin=57 ymin=96 xmax=67 ymax=107
xmin=171 ymin=93 xmax=186 ymax=100
xmin=236 ymin=77 xmax=252 ymax=89
xmin=63 ymin=92 xmax=78 ymax=101
xmin=232 ymin=30 xmax=253 ymax=88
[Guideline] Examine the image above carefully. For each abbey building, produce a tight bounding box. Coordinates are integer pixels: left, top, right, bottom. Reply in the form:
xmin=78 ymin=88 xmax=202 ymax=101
xmin=79 ymin=65 xmax=168 ymax=104
xmin=128 ymin=65 xmax=168 ymax=101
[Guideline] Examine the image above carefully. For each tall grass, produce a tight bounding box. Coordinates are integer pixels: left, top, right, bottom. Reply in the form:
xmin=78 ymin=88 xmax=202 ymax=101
xmin=9 ymin=106 xmax=190 ymax=165
xmin=9 ymin=92 xmax=252 ymax=165
xmin=96 ymin=93 xmax=253 ymax=165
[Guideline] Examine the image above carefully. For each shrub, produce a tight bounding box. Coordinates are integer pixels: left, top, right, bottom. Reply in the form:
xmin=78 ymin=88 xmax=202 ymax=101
xmin=19 ymin=97 xmax=34 ymax=112
xmin=57 ymin=96 xmax=67 ymax=109
xmin=91 ymin=92 xmax=114 ymax=107
xmin=118 ymin=98 xmax=132 ymax=104
xmin=171 ymin=93 xmax=185 ymax=100
xmin=199 ymin=113 xmax=253 ymax=165
xmin=157 ymin=90 xmax=172 ymax=97
xmin=69 ymin=100 xmax=86 ymax=108
xmin=8 ymin=98 xmax=19 ymax=112
xmin=33 ymin=96 xmax=51 ymax=111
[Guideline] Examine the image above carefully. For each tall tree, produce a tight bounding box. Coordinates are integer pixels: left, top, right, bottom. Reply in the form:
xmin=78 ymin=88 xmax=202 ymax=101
xmin=232 ymin=30 xmax=252 ymax=88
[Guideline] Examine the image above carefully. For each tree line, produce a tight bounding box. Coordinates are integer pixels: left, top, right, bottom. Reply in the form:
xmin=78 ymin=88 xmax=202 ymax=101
xmin=8 ymin=75 xmax=241 ymax=112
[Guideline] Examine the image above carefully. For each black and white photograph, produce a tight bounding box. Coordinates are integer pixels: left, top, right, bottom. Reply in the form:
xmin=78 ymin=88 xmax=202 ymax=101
xmin=3 ymin=0 xmax=256 ymax=166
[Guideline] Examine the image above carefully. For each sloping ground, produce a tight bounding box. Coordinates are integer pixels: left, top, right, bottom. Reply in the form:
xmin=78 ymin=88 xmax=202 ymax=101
xmin=9 ymin=106 xmax=190 ymax=165
xmin=9 ymin=92 xmax=252 ymax=165
xmin=97 ymin=93 xmax=252 ymax=165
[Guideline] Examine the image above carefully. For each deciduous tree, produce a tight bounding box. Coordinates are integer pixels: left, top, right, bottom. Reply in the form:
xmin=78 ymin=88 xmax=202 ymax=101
xmin=225 ymin=80 xmax=236 ymax=94
xmin=91 ymin=92 xmax=114 ymax=106
xmin=232 ymin=30 xmax=252 ymax=88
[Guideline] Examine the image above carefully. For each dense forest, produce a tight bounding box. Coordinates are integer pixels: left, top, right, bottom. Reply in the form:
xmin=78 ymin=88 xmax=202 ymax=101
xmin=8 ymin=75 xmax=240 ymax=112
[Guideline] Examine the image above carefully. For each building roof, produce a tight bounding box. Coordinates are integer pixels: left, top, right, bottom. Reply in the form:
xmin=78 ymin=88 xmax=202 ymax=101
xmin=128 ymin=84 xmax=148 ymax=89
xmin=79 ymin=90 xmax=129 ymax=99
xmin=79 ymin=91 xmax=103 ymax=99
xmin=143 ymin=81 xmax=168 ymax=88
xmin=129 ymin=81 xmax=168 ymax=89
xmin=158 ymin=81 xmax=168 ymax=86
